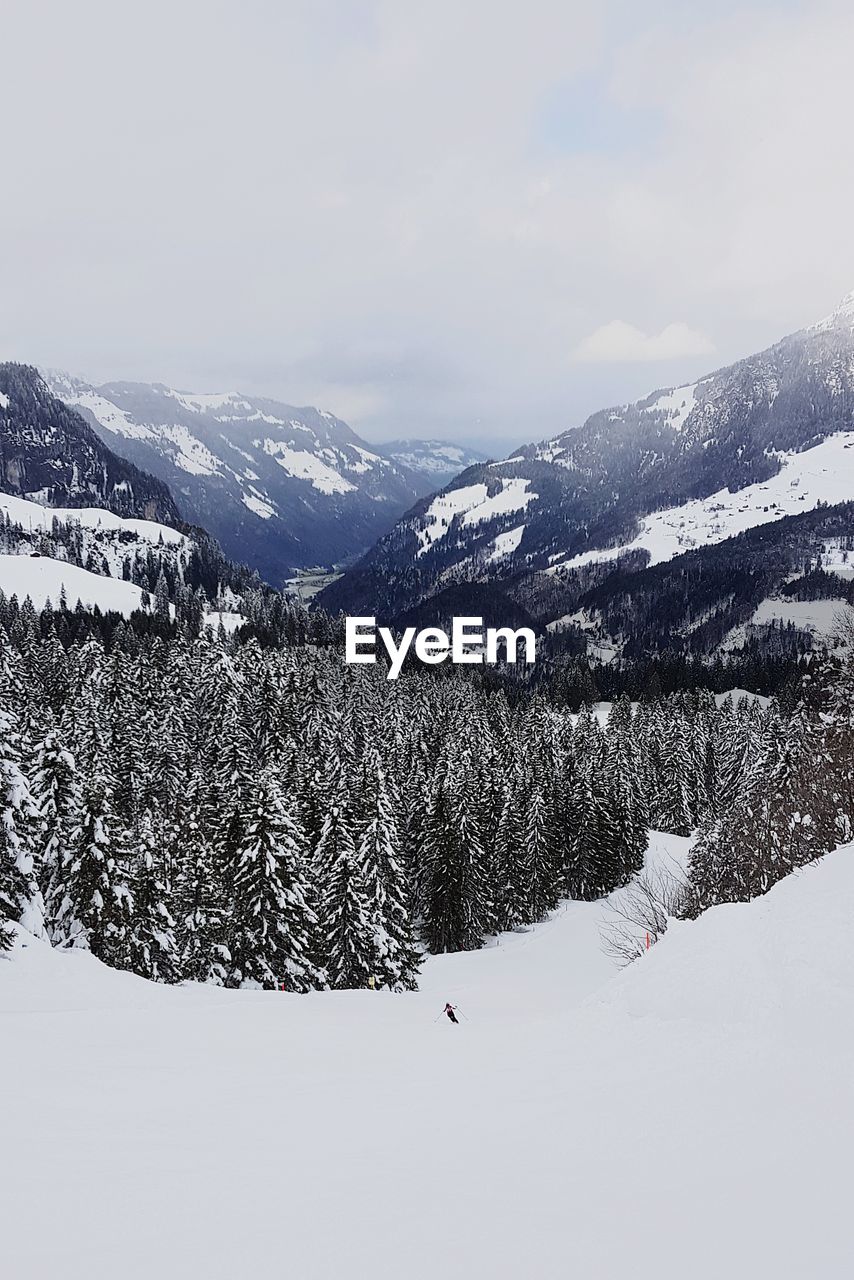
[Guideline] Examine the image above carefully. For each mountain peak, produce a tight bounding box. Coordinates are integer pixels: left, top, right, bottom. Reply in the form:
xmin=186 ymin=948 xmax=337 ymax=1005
xmin=809 ymin=288 xmax=854 ymax=333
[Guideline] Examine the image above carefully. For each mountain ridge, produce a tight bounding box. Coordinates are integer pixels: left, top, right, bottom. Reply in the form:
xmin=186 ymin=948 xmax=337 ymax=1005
xmin=318 ymin=291 xmax=854 ymax=628
xmin=43 ymin=372 xmax=438 ymax=585
xmin=0 ymin=363 xmax=181 ymax=527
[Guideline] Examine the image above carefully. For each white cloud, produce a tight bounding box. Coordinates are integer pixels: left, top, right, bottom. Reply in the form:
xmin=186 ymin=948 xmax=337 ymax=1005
xmin=571 ymin=320 xmax=715 ymax=364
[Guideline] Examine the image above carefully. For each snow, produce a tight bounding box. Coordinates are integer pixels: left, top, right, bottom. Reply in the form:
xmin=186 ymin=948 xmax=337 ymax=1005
xmin=643 ymin=381 xmax=698 ymax=431
xmin=416 ymin=483 xmax=488 ymax=554
xmin=55 ymin=388 xmax=228 ymax=477
xmin=417 ymin=480 xmax=536 ymax=556
xmin=259 ymin=441 xmax=356 ymax=494
xmin=235 ymin=410 xmax=286 ymax=425
xmin=162 ymin=424 xmax=223 ymax=477
xmin=751 ymin=596 xmax=854 ymax=637
xmin=3 ymin=834 xmax=853 ymax=1279
xmin=65 ymin=389 xmax=159 ymax=441
xmin=547 ymin=543 xmax=624 ymax=574
xmin=534 ymin=440 xmax=566 ymax=463
xmin=0 ymin=492 xmax=184 ymax=546
xmin=347 ymin=445 xmax=386 ymax=473
xmin=549 ymin=430 xmax=854 ymax=573
xmin=389 ymin=443 xmax=471 ymax=474
xmin=203 ymin=610 xmax=245 ymax=633
xmin=167 ymin=390 xmax=250 ymax=414
xmin=0 ymin=554 xmax=151 ymax=615
xmin=462 ymin=477 xmax=535 ymax=526
xmin=714 ymin=687 xmax=770 ymax=708
xmin=815 ymin=539 xmax=854 ymax=579
xmin=241 ymin=491 xmax=277 ymax=520
xmin=809 ymin=288 xmax=854 ymax=333
xmin=0 ymin=390 xmax=9 ymax=409
xmin=487 ymin=523 xmax=525 ymax=561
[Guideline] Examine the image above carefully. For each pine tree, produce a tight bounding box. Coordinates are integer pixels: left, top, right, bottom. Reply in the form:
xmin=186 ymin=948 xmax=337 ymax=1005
xmin=521 ymin=785 xmax=560 ymax=922
xmin=31 ymin=730 xmax=81 ymax=940
xmin=563 ymin=774 xmax=621 ymax=900
xmin=492 ymin=781 xmax=527 ymax=932
xmin=421 ymin=768 xmax=490 ymax=953
xmin=52 ymin=773 xmax=134 ymax=965
xmin=127 ymin=809 xmax=178 ymax=982
xmin=175 ymin=786 xmax=231 ymax=986
xmin=357 ymin=758 xmax=421 ymax=990
xmin=0 ymin=709 xmax=41 ymax=944
xmin=227 ymin=771 xmax=324 ymax=991
xmin=319 ymin=804 xmax=375 ymax=989
xmin=655 ymin=714 xmax=696 ymax=836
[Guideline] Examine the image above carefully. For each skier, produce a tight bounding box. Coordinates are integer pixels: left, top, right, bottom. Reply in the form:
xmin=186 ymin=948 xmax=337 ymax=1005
xmin=443 ymin=1002 xmax=459 ymax=1025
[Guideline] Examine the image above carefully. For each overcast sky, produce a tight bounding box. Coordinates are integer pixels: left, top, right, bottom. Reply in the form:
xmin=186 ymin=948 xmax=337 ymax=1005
xmin=3 ymin=0 xmax=854 ymax=450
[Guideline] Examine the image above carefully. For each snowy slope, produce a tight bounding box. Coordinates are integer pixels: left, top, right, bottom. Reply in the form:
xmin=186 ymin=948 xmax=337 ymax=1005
xmin=549 ymin=430 xmax=854 ymax=573
xmin=0 ymin=554 xmax=244 ymax=627
xmin=416 ymin=478 xmax=536 ymax=555
xmin=0 ymin=491 xmax=184 ymax=547
xmin=751 ymin=597 xmax=853 ymax=636
xmin=3 ymin=835 xmax=852 ymax=1280
xmin=0 ymin=554 xmax=149 ymax=614
xmin=0 ymin=491 xmax=193 ymax=584
xmin=44 ymin=371 xmax=423 ymax=581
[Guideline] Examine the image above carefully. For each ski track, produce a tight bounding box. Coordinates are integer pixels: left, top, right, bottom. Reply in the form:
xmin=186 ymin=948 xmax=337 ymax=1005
xmin=2 ymin=832 xmax=853 ymax=1280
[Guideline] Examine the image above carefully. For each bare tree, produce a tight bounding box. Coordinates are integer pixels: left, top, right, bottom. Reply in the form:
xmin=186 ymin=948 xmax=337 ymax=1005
xmin=831 ymin=603 xmax=854 ymax=652
xmin=601 ymin=863 xmax=691 ymax=967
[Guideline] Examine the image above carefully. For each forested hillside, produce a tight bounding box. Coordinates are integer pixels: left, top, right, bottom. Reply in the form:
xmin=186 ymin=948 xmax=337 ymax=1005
xmin=2 ymin=583 xmax=850 ymax=989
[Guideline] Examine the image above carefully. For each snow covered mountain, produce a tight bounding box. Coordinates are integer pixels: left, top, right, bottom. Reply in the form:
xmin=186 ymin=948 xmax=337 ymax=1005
xmin=320 ymin=290 xmax=854 ymax=630
xmin=374 ymin=438 xmax=490 ymax=493
xmin=0 ymin=363 xmax=180 ymax=526
xmin=44 ymin=372 xmax=426 ymax=585
xmin=0 ymin=366 xmax=258 ymax=623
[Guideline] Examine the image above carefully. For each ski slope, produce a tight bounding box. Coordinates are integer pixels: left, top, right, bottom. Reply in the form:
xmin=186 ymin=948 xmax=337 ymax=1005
xmin=2 ymin=833 xmax=852 ymax=1280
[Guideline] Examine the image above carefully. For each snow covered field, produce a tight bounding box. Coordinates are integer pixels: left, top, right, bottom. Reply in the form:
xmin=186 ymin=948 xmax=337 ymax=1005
xmin=0 ymin=491 xmax=184 ymax=546
xmin=0 ymin=554 xmax=150 ymax=615
xmin=0 ymin=555 xmax=240 ymax=629
xmin=3 ymin=833 xmax=852 ymax=1280
xmin=751 ymin=596 xmax=853 ymax=637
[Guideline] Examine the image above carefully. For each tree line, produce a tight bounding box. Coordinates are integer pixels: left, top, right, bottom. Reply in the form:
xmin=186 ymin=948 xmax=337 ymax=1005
xmin=0 ymin=600 xmax=779 ymax=989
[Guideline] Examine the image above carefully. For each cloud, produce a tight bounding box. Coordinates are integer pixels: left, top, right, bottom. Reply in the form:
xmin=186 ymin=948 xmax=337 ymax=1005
xmin=571 ymin=320 xmax=715 ymax=364
xmin=1 ymin=1 xmax=853 ymax=445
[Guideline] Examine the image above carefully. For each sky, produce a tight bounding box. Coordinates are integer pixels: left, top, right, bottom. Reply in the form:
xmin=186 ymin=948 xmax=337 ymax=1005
xmin=2 ymin=0 xmax=854 ymax=451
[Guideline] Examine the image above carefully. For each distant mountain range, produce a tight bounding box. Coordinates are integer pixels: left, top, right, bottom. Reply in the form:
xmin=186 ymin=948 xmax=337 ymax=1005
xmin=319 ymin=292 xmax=854 ymax=657
xmin=0 ymin=362 xmax=496 ymax=597
xmin=42 ymin=373 xmax=440 ymax=585
xmin=374 ymin=439 xmax=490 ymax=493
xmin=8 ymin=289 xmax=854 ymax=666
